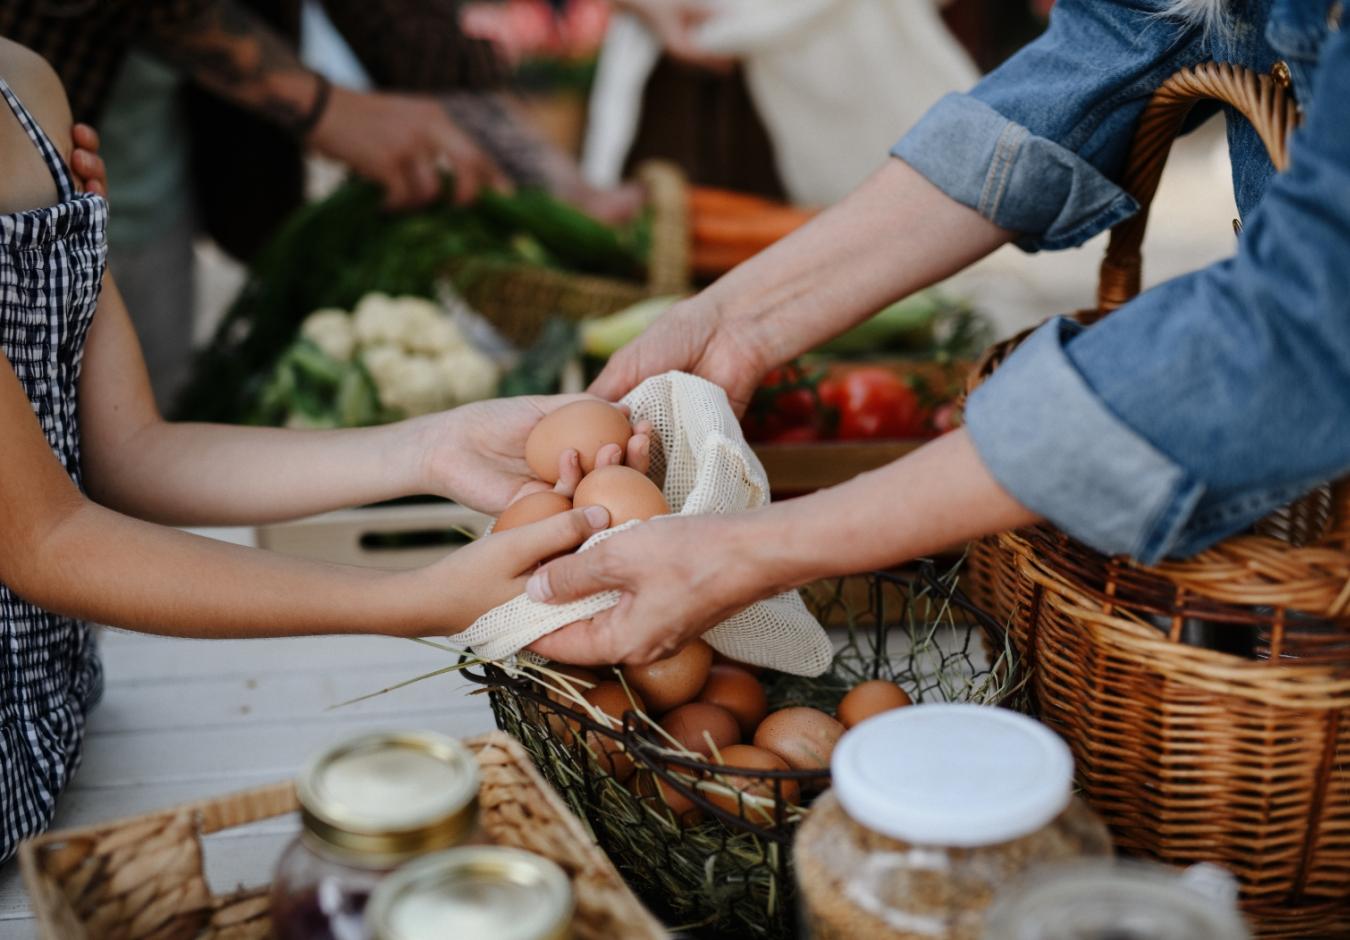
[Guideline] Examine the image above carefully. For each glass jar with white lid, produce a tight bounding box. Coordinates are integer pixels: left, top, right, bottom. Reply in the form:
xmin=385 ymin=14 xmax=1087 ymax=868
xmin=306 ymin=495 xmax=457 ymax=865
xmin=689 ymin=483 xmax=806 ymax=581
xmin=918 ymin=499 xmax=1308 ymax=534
xmin=794 ymin=704 xmax=1112 ymax=940
xmin=271 ymin=730 xmax=484 ymax=940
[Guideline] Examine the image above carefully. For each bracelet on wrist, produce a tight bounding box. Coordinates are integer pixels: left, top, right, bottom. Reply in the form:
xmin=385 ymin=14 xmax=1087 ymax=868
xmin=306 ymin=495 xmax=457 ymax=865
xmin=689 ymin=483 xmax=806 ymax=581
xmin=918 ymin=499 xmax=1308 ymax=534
xmin=293 ymin=73 xmax=333 ymax=139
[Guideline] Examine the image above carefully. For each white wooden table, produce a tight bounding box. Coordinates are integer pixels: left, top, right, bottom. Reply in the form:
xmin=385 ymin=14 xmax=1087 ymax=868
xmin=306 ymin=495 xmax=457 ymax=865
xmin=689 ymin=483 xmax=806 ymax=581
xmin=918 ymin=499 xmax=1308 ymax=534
xmin=0 ymin=531 xmax=497 ymax=938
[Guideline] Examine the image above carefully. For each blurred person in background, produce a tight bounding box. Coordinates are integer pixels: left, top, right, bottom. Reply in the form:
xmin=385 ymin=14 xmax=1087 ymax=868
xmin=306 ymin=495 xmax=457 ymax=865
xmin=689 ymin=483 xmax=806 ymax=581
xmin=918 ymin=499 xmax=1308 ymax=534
xmin=4 ymin=0 xmax=638 ymax=408
xmin=582 ymin=0 xmax=979 ymax=204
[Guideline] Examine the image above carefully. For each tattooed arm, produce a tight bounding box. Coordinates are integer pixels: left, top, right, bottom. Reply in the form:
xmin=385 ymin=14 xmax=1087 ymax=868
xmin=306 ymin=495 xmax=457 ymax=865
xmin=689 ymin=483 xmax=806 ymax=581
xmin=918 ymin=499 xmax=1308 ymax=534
xmin=140 ymin=0 xmax=320 ymax=133
xmin=142 ymin=0 xmax=509 ymax=207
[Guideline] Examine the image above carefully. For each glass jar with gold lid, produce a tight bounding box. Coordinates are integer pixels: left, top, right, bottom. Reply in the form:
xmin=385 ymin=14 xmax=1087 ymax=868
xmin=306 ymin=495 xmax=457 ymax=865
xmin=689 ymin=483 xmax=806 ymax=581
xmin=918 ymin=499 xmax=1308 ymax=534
xmin=366 ymin=846 xmax=573 ymax=940
xmin=271 ymin=730 xmax=483 ymax=940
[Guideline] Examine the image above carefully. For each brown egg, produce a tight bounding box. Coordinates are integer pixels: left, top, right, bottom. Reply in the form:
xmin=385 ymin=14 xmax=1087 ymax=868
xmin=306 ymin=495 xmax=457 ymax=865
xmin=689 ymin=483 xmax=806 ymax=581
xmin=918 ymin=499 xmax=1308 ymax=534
xmin=712 ymin=650 xmax=764 ymax=677
xmin=701 ymin=745 xmax=799 ymax=824
xmin=494 ymin=491 xmax=573 ymax=533
xmin=539 ymin=664 xmax=597 ymax=744
xmin=573 ymin=465 xmax=669 ymax=528
xmin=697 ymin=665 xmax=769 ymax=738
xmin=753 ymin=708 xmax=845 ymax=774
xmin=573 ymin=681 xmax=646 ymax=782
xmin=836 ymin=679 xmax=913 ymax=729
xmin=630 ymin=767 xmax=703 ymax=828
xmin=622 ymin=638 xmax=713 ymax=714
xmin=660 ymin=703 xmax=740 ymax=757
xmin=526 ymin=401 xmax=633 ymax=483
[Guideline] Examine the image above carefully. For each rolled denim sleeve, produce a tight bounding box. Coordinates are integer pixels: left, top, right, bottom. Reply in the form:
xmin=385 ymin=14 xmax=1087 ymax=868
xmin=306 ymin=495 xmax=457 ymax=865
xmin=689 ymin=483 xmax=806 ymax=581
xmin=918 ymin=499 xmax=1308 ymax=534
xmin=895 ymin=0 xmax=1208 ymax=251
xmin=966 ymin=320 xmax=1206 ymax=561
xmin=966 ymin=25 xmax=1350 ymax=563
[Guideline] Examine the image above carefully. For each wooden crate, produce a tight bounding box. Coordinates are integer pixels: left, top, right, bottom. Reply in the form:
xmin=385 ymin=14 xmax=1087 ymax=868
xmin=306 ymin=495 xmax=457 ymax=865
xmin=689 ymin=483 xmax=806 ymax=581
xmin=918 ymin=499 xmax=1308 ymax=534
xmin=19 ymin=732 xmax=667 ymax=940
xmin=753 ymin=359 xmax=969 ymax=495
xmin=754 ymin=438 xmax=927 ymax=494
xmin=256 ymin=502 xmax=492 ymax=570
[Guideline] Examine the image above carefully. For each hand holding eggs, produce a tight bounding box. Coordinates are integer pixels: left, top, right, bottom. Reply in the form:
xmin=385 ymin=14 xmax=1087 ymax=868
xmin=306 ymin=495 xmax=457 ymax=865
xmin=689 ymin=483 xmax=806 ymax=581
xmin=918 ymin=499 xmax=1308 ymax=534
xmin=493 ymin=491 xmax=573 ymax=532
xmin=494 ymin=400 xmax=667 ymax=548
xmin=525 ymin=401 xmax=635 ymax=482
xmin=574 ymin=465 xmax=669 ymax=527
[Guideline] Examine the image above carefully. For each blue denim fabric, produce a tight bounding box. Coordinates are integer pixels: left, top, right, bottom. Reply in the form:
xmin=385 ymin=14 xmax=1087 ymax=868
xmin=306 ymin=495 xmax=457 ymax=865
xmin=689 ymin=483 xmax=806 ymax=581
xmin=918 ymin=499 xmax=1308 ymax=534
xmin=899 ymin=0 xmax=1350 ymax=562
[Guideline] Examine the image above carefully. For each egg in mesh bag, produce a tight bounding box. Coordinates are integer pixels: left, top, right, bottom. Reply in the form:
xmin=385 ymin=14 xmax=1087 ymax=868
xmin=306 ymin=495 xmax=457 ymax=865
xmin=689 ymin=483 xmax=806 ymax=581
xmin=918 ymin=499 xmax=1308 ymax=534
xmin=458 ymin=371 xmax=834 ymax=676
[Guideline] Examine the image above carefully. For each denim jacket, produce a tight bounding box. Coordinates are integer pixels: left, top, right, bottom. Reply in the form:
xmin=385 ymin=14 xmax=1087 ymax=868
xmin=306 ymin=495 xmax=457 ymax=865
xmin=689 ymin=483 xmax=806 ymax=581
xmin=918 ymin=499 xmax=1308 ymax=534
xmin=894 ymin=0 xmax=1350 ymax=563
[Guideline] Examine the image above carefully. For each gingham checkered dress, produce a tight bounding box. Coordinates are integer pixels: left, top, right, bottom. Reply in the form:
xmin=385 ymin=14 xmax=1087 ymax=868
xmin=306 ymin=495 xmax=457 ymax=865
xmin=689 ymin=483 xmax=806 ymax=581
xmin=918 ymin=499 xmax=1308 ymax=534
xmin=0 ymin=77 xmax=106 ymax=863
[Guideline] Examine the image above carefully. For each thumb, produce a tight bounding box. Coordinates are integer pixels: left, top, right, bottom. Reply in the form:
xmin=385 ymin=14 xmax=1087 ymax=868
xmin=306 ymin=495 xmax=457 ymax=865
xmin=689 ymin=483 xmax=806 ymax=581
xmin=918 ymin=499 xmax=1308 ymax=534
xmin=527 ymin=539 xmax=624 ymax=605
xmin=527 ymin=615 xmax=621 ymax=666
xmin=587 ymin=356 xmax=639 ymax=402
xmin=502 ymin=506 xmax=609 ymax=570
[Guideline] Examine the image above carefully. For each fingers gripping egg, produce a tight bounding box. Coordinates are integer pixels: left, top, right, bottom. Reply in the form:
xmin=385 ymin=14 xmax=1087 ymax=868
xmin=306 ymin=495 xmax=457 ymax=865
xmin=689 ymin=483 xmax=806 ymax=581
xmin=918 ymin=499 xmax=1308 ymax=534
xmin=526 ymin=401 xmax=634 ymax=483
xmin=573 ymin=466 xmax=669 ymax=528
xmin=494 ymin=492 xmax=573 ymax=533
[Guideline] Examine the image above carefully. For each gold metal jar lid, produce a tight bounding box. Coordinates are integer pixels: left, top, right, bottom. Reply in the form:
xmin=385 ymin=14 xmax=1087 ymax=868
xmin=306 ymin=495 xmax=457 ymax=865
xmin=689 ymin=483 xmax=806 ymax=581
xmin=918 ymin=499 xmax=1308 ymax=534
xmin=296 ymin=731 xmax=480 ymax=861
xmin=366 ymin=846 xmax=573 ymax=940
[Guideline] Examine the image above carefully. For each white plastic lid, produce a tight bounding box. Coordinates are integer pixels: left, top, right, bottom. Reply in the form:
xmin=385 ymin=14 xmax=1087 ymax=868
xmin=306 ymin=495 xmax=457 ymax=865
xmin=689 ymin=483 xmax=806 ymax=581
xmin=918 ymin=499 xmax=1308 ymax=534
xmin=831 ymin=704 xmax=1074 ymax=847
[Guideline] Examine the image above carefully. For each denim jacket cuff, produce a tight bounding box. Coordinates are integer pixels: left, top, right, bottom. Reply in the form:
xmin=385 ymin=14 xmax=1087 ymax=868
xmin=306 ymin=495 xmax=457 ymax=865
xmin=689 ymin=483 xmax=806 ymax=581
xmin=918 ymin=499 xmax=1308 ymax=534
xmin=893 ymin=94 xmax=1140 ymax=252
xmin=964 ymin=318 xmax=1205 ymax=563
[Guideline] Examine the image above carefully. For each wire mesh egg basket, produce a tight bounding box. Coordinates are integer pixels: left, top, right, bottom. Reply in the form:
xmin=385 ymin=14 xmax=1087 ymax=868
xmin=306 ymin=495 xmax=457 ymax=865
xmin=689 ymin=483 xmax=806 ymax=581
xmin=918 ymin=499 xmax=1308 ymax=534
xmin=463 ymin=563 xmax=1016 ymax=939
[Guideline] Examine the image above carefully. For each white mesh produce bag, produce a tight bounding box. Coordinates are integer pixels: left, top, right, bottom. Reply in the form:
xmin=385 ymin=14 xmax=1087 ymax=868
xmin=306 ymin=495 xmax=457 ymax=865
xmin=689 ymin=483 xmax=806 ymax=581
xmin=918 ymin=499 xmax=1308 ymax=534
xmin=459 ymin=371 xmax=833 ymax=676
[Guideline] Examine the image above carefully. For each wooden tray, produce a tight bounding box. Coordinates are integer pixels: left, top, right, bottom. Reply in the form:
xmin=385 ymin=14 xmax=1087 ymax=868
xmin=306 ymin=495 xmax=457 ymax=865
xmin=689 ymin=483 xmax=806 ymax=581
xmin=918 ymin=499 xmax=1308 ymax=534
xmin=19 ymin=732 xmax=667 ymax=940
xmin=752 ymin=359 xmax=969 ymax=495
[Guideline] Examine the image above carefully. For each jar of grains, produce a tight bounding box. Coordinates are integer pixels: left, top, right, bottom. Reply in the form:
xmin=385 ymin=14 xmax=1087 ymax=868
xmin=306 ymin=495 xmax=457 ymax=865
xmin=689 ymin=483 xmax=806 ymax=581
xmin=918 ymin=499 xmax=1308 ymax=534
xmin=794 ymin=705 xmax=1112 ymax=940
xmin=271 ymin=731 xmax=485 ymax=940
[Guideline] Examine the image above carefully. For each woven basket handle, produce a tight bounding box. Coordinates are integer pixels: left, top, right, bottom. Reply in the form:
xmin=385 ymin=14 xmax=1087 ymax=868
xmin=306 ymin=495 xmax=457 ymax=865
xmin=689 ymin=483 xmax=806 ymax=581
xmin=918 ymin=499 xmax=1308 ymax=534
xmin=637 ymin=160 xmax=691 ymax=295
xmin=1094 ymin=62 xmax=1299 ymax=315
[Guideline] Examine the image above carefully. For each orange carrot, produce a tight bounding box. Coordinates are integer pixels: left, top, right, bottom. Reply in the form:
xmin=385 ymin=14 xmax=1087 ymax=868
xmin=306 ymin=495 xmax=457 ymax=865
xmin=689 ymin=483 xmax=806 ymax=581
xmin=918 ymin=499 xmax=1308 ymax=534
xmin=689 ymin=186 xmax=783 ymax=216
xmin=692 ymin=207 xmax=815 ymax=247
xmin=692 ymin=242 xmax=761 ymax=277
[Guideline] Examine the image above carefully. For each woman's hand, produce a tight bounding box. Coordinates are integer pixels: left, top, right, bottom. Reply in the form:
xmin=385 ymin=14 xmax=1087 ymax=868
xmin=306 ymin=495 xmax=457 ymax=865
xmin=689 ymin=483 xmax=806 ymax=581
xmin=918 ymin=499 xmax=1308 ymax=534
xmin=310 ymin=87 xmax=513 ymax=209
xmin=524 ymin=514 xmax=777 ymax=664
xmin=400 ymin=505 xmax=611 ymax=637
xmin=588 ymin=162 xmax=1013 ymax=414
xmin=414 ymin=395 xmax=653 ymax=515
xmin=588 ymin=296 xmax=770 ymax=416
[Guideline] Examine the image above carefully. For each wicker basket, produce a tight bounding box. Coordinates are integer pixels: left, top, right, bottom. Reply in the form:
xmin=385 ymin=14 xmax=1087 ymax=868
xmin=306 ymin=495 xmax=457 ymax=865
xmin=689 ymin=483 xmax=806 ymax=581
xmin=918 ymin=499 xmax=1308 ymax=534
xmin=17 ymin=732 xmax=666 ymax=940
xmin=962 ymin=63 xmax=1350 ymax=936
xmin=446 ymin=161 xmax=690 ymax=347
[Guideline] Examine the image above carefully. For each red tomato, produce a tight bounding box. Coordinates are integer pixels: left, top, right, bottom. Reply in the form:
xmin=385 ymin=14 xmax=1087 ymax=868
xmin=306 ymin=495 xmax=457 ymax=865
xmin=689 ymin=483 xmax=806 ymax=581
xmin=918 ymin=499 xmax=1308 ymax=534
xmin=742 ymin=367 xmax=822 ymax=442
xmin=772 ymin=388 xmax=816 ymax=423
xmin=767 ymin=425 xmax=821 ymax=444
xmin=819 ymin=368 xmax=924 ymax=440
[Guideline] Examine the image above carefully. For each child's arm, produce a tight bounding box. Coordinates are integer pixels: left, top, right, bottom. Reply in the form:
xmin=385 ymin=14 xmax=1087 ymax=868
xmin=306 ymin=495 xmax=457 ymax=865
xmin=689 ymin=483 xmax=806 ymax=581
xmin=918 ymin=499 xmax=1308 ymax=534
xmin=77 ymin=278 xmax=648 ymax=525
xmin=3 ymin=345 xmax=609 ymax=639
